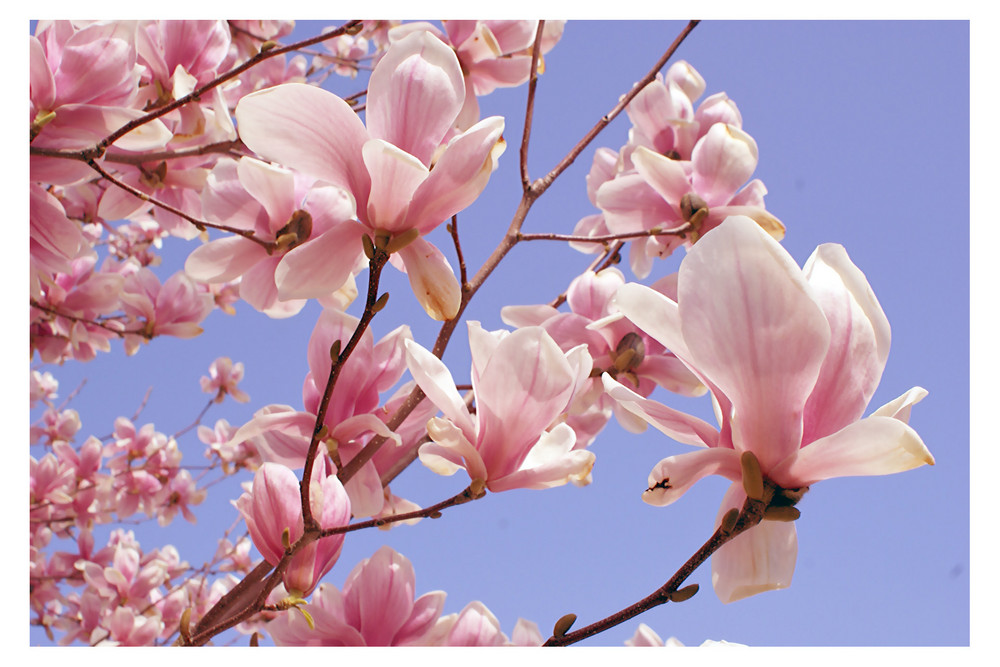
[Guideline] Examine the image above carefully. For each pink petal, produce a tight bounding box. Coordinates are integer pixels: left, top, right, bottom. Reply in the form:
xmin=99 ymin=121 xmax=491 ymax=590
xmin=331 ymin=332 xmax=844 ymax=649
xmin=396 ymin=591 xmax=447 ymax=646
xmin=396 ymin=237 xmax=461 ymax=321
xmin=801 ymin=243 xmax=892 ymax=443
xmin=769 ymin=416 xmax=934 ymax=488
xmin=488 ymin=423 xmax=594 ymax=492
xmin=420 ymin=417 xmax=487 ymax=482
xmin=691 ymin=123 xmax=759 ymax=206
xmin=602 ymin=374 xmax=719 ymax=448
xmin=343 ymin=546 xmax=415 ymax=645
xmin=275 ymin=221 xmax=366 ymax=300
xmin=236 ymin=157 xmax=296 ymax=229
xmin=677 ymin=216 xmax=830 ymax=470
xmin=405 ymin=116 xmax=506 ymax=235
xmin=404 ymin=340 xmax=476 ymax=438
xmin=184 ymin=236 xmax=266 ymax=283
xmin=871 ymin=386 xmax=928 ymax=422
xmin=29 ymin=36 xmax=56 ymax=109
xmin=367 ymin=31 xmax=465 ymax=165
xmin=711 ymin=483 xmax=797 ymax=603
xmin=236 ymin=83 xmax=371 ymax=205
xmin=641 ymin=448 xmax=742 ymax=507
xmin=597 ymin=173 xmax=677 ymax=234
xmin=362 ymin=139 xmax=429 ymax=233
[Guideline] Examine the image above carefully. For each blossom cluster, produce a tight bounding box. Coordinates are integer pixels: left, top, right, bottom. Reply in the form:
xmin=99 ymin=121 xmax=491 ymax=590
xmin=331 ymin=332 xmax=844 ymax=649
xmin=29 ymin=19 xmax=934 ymax=648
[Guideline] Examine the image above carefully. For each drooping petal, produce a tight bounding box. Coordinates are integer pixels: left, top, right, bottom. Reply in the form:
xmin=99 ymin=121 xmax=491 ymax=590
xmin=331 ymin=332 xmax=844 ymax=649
xmin=769 ymin=416 xmax=934 ymax=488
xmin=711 ymin=483 xmax=798 ymax=603
xmin=677 ymin=216 xmax=830 ymax=470
xmin=602 ymin=374 xmax=718 ymax=448
xmin=632 ymin=145 xmax=694 ymax=205
xmin=396 ymin=237 xmax=461 ymax=321
xmin=227 ymin=405 xmax=314 ymax=467
xmin=366 ymin=30 xmax=465 ymax=165
xmin=236 ymin=83 xmax=371 ymax=205
xmin=642 ymin=448 xmax=742 ymax=507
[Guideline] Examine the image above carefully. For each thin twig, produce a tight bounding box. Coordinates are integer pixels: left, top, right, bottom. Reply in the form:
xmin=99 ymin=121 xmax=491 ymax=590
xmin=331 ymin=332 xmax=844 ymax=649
xmin=518 ymin=222 xmax=693 ymax=244
xmin=448 ymin=214 xmax=468 ymax=290
xmin=520 ymin=21 xmax=546 ymax=191
xmin=543 ymin=483 xmax=773 ymax=646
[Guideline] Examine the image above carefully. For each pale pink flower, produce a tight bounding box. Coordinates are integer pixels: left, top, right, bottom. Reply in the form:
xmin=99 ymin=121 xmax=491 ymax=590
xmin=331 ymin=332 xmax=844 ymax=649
xmin=597 ymin=129 xmax=783 ymax=278
xmin=625 ymin=623 xmax=742 ymax=646
xmin=225 ymin=308 xmax=410 ymax=517
xmin=267 ymin=546 xmax=446 ymax=646
xmin=389 ymin=21 xmax=565 ymax=131
xmin=502 ymin=267 xmax=706 ymax=448
xmin=604 ymin=216 xmax=934 ymax=602
xmin=30 ymin=370 xmax=59 ymax=407
xmin=30 ymin=183 xmax=88 ymax=298
xmin=118 ymin=266 xmax=214 ymax=353
xmin=404 ymin=321 xmax=594 ymax=492
xmin=235 ymin=460 xmax=351 ymax=596
xmin=200 ymin=356 xmax=249 ymax=403
xmin=235 ymin=30 xmax=506 ymax=320
xmin=184 ymin=156 xmax=365 ymax=318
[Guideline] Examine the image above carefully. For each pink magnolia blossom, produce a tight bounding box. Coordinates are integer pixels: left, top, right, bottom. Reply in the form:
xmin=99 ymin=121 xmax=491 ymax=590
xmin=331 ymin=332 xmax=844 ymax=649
xmin=389 ymin=21 xmax=565 ymax=131
xmin=625 ymin=623 xmax=742 ymax=647
xmin=225 ymin=308 xmax=412 ymax=517
xmin=404 ymin=321 xmax=594 ymax=492
xmin=235 ymin=30 xmax=506 ymax=320
xmin=200 ymin=356 xmax=249 ymax=403
xmin=604 ymin=215 xmax=933 ymax=602
xmin=184 ymin=156 xmax=365 ymax=318
xmin=118 ymin=266 xmax=214 ymax=353
xmin=236 ymin=460 xmax=351 ymax=597
xmin=267 ymin=546 xmax=446 ymax=646
xmin=597 ymin=128 xmax=784 ymax=278
xmin=501 ymin=267 xmax=706 ymax=448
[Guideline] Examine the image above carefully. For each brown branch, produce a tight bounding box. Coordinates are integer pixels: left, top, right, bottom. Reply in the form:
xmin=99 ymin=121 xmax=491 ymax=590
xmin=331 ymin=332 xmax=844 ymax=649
xmin=518 ymin=222 xmax=693 ymax=245
xmin=101 ymin=140 xmax=246 ymax=165
xmin=84 ymin=158 xmax=272 ymax=249
xmin=520 ymin=21 xmax=546 ymax=191
xmin=532 ymin=20 xmax=700 ymax=194
xmin=304 ymin=249 xmax=389 ymax=525
xmin=448 ymin=214 xmax=468 ymax=289
xmin=543 ymin=482 xmax=773 ymax=646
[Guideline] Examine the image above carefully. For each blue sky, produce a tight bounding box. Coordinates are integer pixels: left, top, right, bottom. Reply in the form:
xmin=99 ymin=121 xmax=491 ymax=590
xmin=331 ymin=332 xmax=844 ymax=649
xmin=25 ymin=19 xmax=971 ymax=648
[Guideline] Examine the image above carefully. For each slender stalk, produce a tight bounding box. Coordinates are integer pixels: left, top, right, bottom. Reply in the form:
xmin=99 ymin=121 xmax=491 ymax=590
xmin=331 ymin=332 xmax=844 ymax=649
xmin=84 ymin=159 xmax=271 ymax=249
xmin=543 ymin=484 xmax=773 ymax=646
xmin=302 ymin=249 xmax=389 ymax=526
xmin=518 ymin=222 xmax=693 ymax=244
xmin=520 ymin=21 xmax=546 ymax=191
xmin=319 ymin=483 xmax=484 ymax=538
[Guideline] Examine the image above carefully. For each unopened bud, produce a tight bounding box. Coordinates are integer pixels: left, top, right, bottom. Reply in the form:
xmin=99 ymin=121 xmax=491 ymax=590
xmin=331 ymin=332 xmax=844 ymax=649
xmin=260 ymin=40 xmax=278 ymax=52
xmin=384 ymin=228 xmax=420 ymax=254
xmin=281 ymin=527 xmax=292 ymax=551
xmin=763 ymin=505 xmax=801 ymax=522
xmin=372 ymin=292 xmax=390 ymax=313
xmin=679 ymin=192 xmax=709 ymax=222
xmin=740 ymin=450 xmax=765 ymax=501
xmin=179 ymin=608 xmax=192 ymax=642
xmin=250 ymin=632 xmax=260 ymax=647
xmin=613 ymin=332 xmax=645 ymax=372
xmin=373 ymin=228 xmax=391 ymax=250
xmin=553 ymin=613 xmax=577 ymax=637
xmin=720 ymin=508 xmax=740 ymax=534
xmin=345 ymin=21 xmax=364 ymax=35
xmin=361 ymin=233 xmax=375 ymax=259
xmin=329 ymin=339 xmax=342 ymax=361
xmin=469 ymin=478 xmax=487 ymax=498
xmin=669 ymin=583 xmax=699 ymax=602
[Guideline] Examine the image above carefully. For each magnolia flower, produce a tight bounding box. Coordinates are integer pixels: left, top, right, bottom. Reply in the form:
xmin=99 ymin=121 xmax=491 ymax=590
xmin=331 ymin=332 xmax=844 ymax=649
xmin=266 ymin=546 xmax=446 ymax=646
xmin=404 ymin=321 xmax=594 ymax=492
xmin=604 ymin=215 xmax=933 ymax=603
xmin=236 ymin=460 xmax=351 ymax=597
xmin=235 ymin=30 xmax=506 ymax=320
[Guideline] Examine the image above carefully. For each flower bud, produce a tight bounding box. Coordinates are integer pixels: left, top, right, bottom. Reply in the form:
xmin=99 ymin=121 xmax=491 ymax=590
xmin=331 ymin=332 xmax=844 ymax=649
xmin=613 ymin=332 xmax=646 ymax=372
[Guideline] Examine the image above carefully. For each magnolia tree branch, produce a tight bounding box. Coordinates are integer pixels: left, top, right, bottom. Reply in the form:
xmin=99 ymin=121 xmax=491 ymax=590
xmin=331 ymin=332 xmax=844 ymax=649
xmin=518 ymin=222 xmax=694 ymax=244
xmin=84 ymin=158 xmax=272 ymax=249
xmin=519 ymin=20 xmax=546 ymax=191
xmin=544 ymin=479 xmax=777 ymax=646
xmin=337 ymin=18 xmax=702 ymax=494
